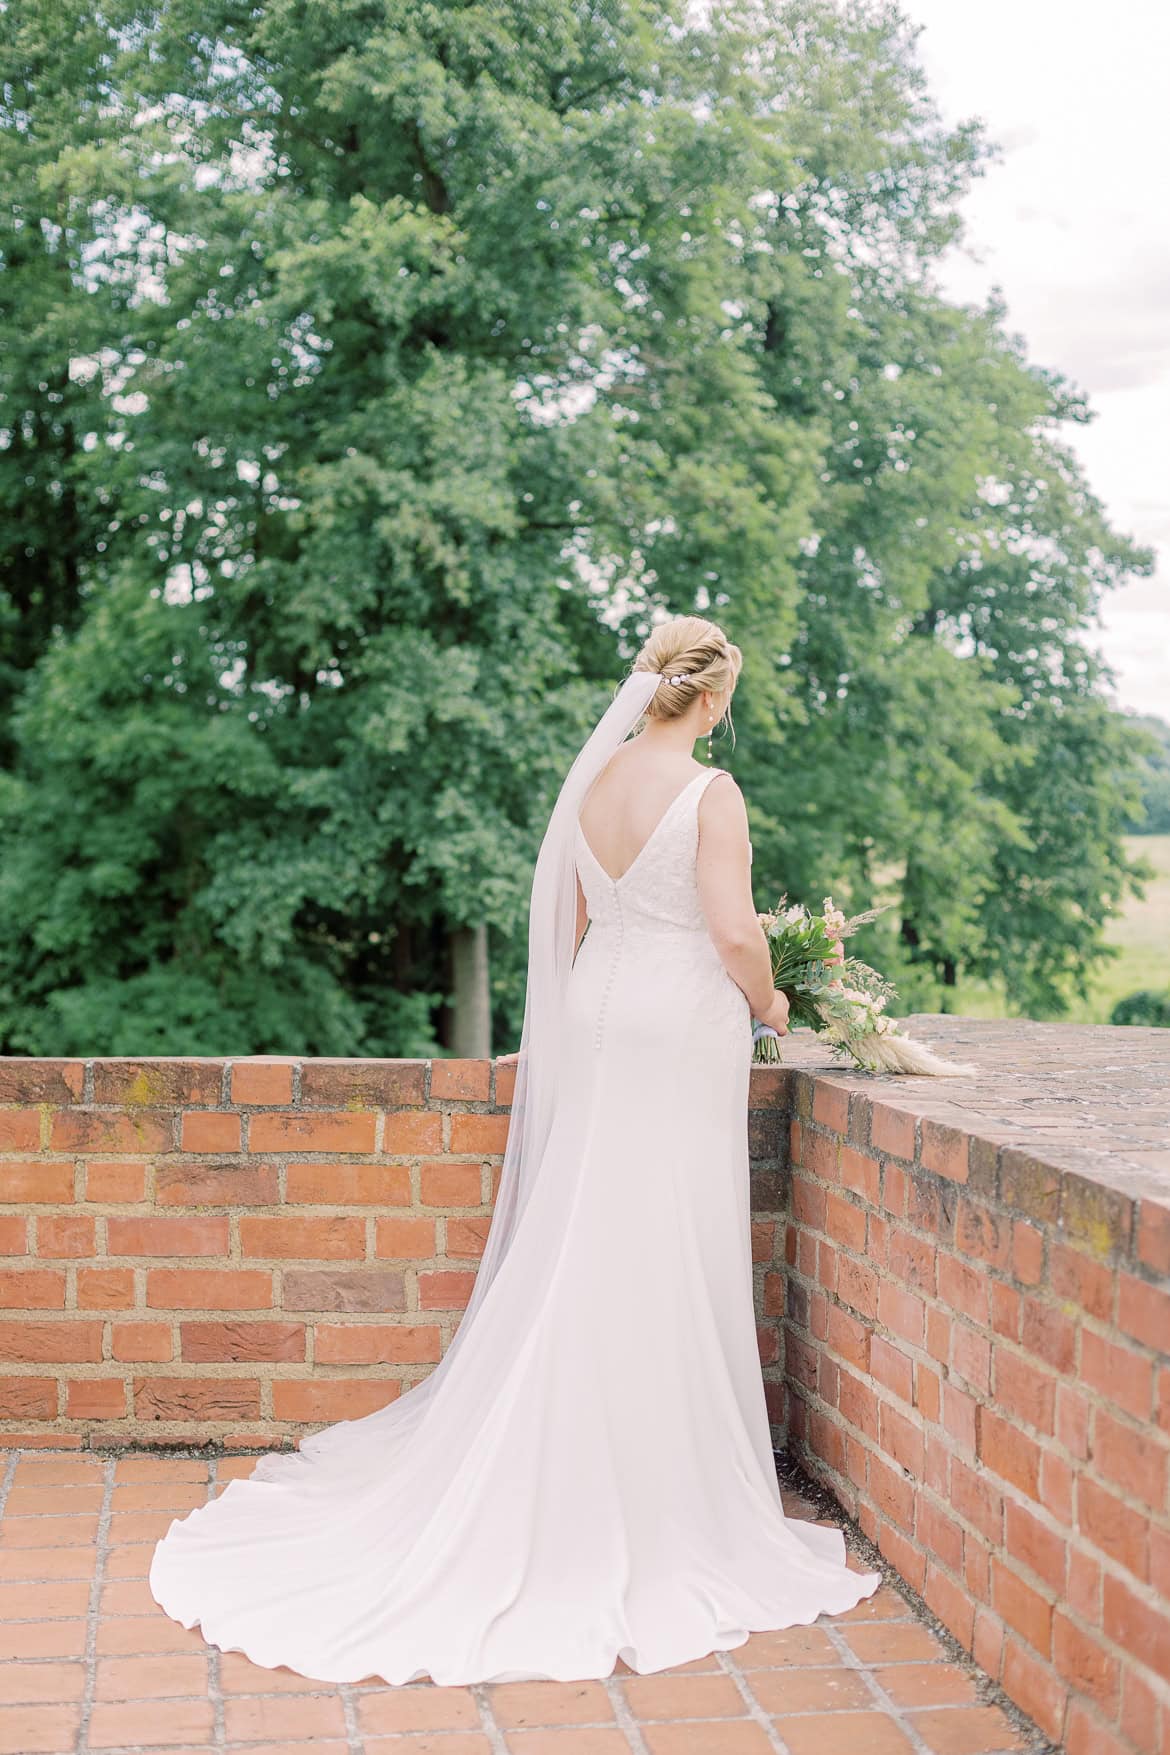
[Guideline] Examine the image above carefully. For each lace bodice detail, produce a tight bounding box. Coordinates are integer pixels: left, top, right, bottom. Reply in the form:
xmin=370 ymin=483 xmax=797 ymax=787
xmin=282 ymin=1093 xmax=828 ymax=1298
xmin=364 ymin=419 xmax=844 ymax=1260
xmin=574 ymin=767 xmax=742 ymax=934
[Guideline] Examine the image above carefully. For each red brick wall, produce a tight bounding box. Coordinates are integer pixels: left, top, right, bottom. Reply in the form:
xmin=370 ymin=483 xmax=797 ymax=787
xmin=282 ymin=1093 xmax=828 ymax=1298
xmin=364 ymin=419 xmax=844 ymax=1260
xmin=0 ymin=1056 xmax=789 ymax=1450
xmin=4 ymin=1048 xmax=1167 ymax=1751
xmin=775 ymin=1068 xmax=1170 ymax=1755
xmin=0 ymin=1057 xmax=512 ymax=1447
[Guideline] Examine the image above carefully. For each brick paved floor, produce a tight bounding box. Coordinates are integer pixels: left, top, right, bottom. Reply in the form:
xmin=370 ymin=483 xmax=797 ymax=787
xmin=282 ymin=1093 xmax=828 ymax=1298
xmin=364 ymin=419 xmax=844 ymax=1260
xmin=0 ymin=1450 xmax=1047 ymax=1755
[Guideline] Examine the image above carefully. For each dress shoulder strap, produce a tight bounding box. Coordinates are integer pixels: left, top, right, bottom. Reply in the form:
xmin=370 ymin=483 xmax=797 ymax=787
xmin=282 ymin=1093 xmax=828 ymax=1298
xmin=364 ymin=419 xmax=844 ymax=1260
xmin=690 ymin=767 xmax=742 ymax=854
xmin=692 ymin=766 xmax=734 ymax=804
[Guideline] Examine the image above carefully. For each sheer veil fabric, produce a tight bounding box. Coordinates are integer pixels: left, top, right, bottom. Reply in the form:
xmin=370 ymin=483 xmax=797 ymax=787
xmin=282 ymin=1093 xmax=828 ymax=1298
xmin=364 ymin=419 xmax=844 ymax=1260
xmin=148 ymin=668 xmax=882 ymax=1685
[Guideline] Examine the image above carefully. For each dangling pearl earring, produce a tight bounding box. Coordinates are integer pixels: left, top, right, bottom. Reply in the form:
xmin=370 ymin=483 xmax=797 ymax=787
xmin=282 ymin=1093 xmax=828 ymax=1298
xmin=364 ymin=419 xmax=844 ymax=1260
xmin=706 ymin=710 xmax=715 ymax=764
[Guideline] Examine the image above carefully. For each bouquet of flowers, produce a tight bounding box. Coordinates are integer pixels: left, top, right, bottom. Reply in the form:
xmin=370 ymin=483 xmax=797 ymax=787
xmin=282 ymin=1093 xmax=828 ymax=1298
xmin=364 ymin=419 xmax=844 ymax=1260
xmin=752 ymin=896 xmax=977 ymax=1076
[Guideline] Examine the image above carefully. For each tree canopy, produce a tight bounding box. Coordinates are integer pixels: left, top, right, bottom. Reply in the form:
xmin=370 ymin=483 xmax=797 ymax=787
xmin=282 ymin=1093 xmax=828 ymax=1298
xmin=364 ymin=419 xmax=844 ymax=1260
xmin=1121 ymin=714 xmax=1170 ymax=836
xmin=0 ymin=0 xmax=1155 ymax=1054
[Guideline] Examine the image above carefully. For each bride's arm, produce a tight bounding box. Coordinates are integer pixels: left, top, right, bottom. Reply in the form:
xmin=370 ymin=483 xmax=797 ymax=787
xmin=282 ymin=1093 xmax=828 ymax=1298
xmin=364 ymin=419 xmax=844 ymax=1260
xmin=696 ymin=777 xmax=778 ymax=1021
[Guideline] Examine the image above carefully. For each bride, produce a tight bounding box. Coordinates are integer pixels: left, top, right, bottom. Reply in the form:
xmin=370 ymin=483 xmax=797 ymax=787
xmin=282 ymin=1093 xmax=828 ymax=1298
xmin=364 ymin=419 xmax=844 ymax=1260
xmin=149 ymin=614 xmax=882 ymax=1685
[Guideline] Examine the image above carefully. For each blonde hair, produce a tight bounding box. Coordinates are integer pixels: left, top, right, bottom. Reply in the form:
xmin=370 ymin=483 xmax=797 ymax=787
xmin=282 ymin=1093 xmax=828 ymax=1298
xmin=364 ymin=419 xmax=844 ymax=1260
xmin=629 ymin=615 xmax=743 ymax=739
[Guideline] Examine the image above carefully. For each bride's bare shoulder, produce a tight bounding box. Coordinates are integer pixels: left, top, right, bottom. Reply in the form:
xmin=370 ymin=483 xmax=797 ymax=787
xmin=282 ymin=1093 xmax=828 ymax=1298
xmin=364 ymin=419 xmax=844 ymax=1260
xmin=699 ymin=769 xmax=749 ymax=830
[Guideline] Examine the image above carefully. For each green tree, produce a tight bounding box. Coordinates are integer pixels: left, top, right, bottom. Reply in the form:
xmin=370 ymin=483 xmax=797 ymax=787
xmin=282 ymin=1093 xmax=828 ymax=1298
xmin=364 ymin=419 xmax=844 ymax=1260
xmin=1 ymin=0 xmax=818 ymax=1053
xmin=0 ymin=0 xmax=1156 ymax=1052
xmin=1121 ymin=713 xmax=1170 ymax=835
xmin=697 ymin=8 xmax=1155 ymax=1017
xmin=0 ymin=0 xmax=132 ymax=754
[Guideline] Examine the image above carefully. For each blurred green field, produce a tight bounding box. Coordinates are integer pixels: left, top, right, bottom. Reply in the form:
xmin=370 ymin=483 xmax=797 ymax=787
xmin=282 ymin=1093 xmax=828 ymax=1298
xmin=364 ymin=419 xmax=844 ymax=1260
xmin=944 ymin=835 xmax=1170 ymax=1024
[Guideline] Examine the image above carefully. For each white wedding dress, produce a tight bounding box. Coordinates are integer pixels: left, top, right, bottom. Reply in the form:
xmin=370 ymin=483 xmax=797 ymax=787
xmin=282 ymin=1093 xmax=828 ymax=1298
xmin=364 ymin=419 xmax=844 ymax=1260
xmin=149 ymin=762 xmax=882 ymax=1685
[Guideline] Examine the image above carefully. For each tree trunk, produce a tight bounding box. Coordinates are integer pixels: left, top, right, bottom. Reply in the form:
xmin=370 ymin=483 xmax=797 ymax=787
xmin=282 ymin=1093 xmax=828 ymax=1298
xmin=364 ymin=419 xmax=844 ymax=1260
xmin=450 ymin=923 xmax=491 ymax=1057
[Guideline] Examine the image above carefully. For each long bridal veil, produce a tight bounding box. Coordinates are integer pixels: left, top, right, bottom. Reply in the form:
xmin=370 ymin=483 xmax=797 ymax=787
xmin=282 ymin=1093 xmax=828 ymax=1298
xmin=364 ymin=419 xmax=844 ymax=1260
xmin=249 ymin=667 xmax=664 ymax=1482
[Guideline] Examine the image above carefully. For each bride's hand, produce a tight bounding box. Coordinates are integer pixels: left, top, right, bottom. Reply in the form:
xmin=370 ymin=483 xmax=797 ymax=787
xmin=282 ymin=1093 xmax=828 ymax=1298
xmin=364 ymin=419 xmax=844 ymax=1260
xmin=760 ymin=990 xmax=790 ymax=1037
xmin=495 ymin=1050 xmax=521 ymax=1066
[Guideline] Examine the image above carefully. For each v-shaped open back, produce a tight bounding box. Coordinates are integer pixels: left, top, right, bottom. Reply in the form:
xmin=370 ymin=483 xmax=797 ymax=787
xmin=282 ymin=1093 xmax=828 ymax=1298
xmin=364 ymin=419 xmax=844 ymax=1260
xmin=575 ymin=768 xmax=714 ymax=888
xmin=573 ymin=765 xmax=733 ymax=942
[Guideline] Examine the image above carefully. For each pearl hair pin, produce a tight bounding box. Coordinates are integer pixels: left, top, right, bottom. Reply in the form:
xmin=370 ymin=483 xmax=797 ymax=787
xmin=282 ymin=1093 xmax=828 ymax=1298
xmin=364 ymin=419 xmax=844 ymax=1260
xmin=666 ymin=673 xmax=687 ymax=685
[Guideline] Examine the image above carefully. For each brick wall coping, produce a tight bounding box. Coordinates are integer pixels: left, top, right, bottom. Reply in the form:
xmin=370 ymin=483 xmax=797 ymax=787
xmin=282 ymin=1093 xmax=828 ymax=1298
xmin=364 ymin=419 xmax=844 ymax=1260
xmin=775 ymin=1012 xmax=1170 ymax=1277
xmin=1 ymin=1013 xmax=1165 ymax=1186
xmin=2 ymin=1012 xmax=1165 ymax=1279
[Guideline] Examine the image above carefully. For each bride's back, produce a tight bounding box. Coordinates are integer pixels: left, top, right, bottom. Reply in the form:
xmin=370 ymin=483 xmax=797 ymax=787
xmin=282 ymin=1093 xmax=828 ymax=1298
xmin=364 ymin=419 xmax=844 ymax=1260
xmin=578 ymin=745 xmax=709 ymax=884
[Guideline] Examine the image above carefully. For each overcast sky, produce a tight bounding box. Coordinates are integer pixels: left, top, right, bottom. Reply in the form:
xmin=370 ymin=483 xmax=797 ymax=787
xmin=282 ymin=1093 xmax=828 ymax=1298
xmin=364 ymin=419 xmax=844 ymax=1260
xmin=904 ymin=0 xmax=1169 ymax=720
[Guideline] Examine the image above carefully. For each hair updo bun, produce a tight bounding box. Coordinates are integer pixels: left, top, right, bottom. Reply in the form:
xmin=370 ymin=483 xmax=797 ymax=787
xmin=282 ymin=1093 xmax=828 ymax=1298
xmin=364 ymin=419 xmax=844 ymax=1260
xmin=630 ymin=615 xmax=743 ymax=728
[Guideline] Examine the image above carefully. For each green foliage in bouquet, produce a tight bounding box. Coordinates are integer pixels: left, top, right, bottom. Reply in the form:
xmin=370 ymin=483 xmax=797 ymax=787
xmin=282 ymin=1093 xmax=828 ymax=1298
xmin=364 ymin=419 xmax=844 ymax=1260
xmin=755 ymin=899 xmax=857 ymax=1030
